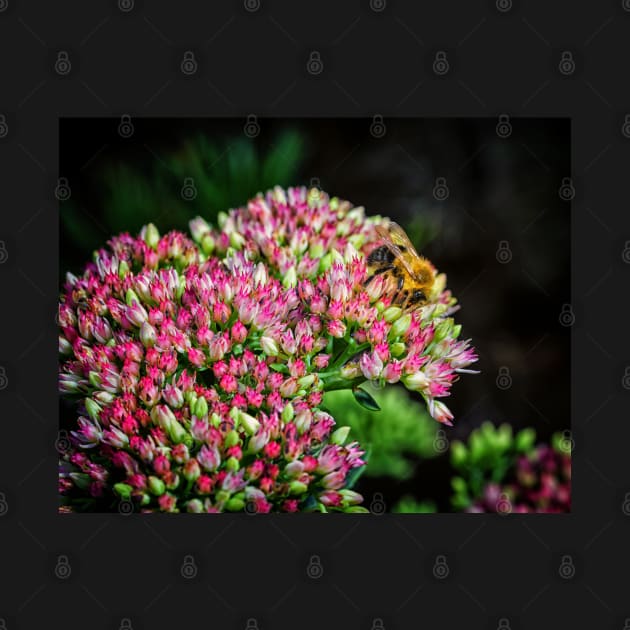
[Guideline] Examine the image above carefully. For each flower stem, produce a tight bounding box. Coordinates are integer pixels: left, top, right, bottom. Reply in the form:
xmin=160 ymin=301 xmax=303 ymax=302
xmin=331 ymin=341 xmax=370 ymax=370
xmin=318 ymin=370 xmax=366 ymax=392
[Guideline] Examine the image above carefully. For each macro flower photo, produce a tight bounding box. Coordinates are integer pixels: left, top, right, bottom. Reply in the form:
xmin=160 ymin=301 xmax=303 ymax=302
xmin=58 ymin=118 xmax=570 ymax=513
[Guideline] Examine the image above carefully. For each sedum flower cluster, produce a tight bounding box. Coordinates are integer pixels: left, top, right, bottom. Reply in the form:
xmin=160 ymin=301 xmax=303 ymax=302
xmin=58 ymin=186 xmax=477 ymax=513
xmin=468 ymin=442 xmax=571 ymax=514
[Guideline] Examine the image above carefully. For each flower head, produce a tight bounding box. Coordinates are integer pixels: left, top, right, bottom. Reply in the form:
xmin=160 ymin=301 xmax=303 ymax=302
xmin=58 ymin=186 xmax=476 ymax=513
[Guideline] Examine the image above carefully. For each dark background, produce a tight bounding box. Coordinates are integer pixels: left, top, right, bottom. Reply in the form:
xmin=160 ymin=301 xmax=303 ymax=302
xmin=60 ymin=117 xmax=570 ymax=511
xmin=1 ymin=1 xmax=629 ymax=629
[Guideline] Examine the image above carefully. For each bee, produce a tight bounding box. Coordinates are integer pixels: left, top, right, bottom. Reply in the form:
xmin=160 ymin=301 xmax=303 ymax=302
xmin=365 ymin=221 xmax=436 ymax=310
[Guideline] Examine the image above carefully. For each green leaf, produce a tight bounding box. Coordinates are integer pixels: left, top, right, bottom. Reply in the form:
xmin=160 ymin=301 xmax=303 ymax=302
xmin=451 ymin=494 xmax=471 ymax=510
xmin=343 ymin=506 xmax=370 ymax=513
xmin=69 ymin=472 xmax=91 ymax=490
xmin=515 ymin=427 xmax=536 ymax=453
xmin=113 ymin=482 xmax=132 ymax=500
xmin=451 ymin=476 xmax=468 ymax=495
xmin=323 ymin=384 xmax=439 ymax=480
xmin=450 ymin=441 xmax=468 ymax=469
xmin=352 ymin=387 xmax=381 ymax=411
xmin=392 ymin=496 xmax=437 ymax=514
xmin=269 ymin=363 xmax=289 ymax=373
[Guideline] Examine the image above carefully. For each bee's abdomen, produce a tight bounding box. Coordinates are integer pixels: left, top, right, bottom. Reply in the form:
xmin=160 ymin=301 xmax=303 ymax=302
xmin=367 ymin=246 xmax=395 ymax=264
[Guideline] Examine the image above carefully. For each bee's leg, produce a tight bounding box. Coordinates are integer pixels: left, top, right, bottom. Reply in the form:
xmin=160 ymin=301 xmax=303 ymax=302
xmin=401 ymin=290 xmax=409 ymax=308
xmin=389 ymin=274 xmax=405 ymax=303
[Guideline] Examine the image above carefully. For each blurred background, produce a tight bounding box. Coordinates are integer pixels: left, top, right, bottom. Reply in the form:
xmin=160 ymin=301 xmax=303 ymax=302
xmin=60 ymin=117 xmax=570 ymax=512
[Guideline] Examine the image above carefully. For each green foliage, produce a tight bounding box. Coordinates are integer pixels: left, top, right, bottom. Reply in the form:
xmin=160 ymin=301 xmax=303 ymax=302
xmin=551 ymin=430 xmax=572 ymax=456
xmin=449 ymin=422 xmax=536 ymax=510
xmin=392 ymin=496 xmax=437 ymax=513
xmin=323 ymin=384 xmax=439 ymax=480
xmin=352 ymin=386 xmax=381 ymax=411
xmin=61 ymin=130 xmax=304 ymax=268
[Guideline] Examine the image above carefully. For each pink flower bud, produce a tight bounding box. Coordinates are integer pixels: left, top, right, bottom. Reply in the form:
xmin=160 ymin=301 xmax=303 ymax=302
xmin=171 ymin=443 xmax=189 ymax=464
xmin=158 ymin=493 xmax=177 ymax=512
xmin=313 ymin=354 xmax=330 ymax=370
xmin=231 ymin=321 xmax=248 ymax=344
xmin=154 ymin=454 xmax=170 ymax=476
xmin=316 ymin=445 xmax=344 ymax=474
xmin=280 ymin=330 xmax=297 ymax=355
xmin=359 ymin=351 xmax=383 ymax=380
xmin=187 ymin=347 xmax=206 ymax=367
xmin=428 ymin=399 xmax=454 ymax=426
xmin=321 ymin=469 xmax=346 ymax=490
xmin=327 ymin=320 xmax=346 ymax=338
xmin=382 ymin=361 xmax=403 ymax=383
xmin=196 ymin=475 xmax=213 ymax=494
xmin=294 ymin=409 xmax=312 ymax=434
xmin=279 ymin=377 xmax=299 ymax=397
xmin=162 ymin=384 xmax=184 ymax=408
xmin=126 ymin=301 xmax=149 ymax=327
xmin=263 ymin=442 xmax=281 ymax=459
xmin=319 ymin=490 xmax=343 ymax=507
xmin=198 ymin=445 xmax=220 ymax=472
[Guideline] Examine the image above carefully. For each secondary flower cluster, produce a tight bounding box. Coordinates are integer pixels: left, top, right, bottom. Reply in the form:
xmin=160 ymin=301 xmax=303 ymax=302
xmin=58 ymin=185 xmax=477 ymax=513
xmin=467 ymin=444 xmax=571 ymax=513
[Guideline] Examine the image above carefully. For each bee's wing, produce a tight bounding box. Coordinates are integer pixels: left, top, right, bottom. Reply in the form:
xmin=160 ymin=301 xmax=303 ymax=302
xmin=374 ymin=222 xmax=418 ymax=277
xmin=386 ymin=222 xmax=421 ymax=259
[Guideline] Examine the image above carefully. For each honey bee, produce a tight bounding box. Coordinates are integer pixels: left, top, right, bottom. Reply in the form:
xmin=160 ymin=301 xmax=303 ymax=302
xmin=365 ymin=221 xmax=436 ymax=310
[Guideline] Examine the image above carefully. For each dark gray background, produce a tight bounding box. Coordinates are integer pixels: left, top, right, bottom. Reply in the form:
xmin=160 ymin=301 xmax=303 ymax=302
xmin=1 ymin=1 xmax=629 ymax=629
